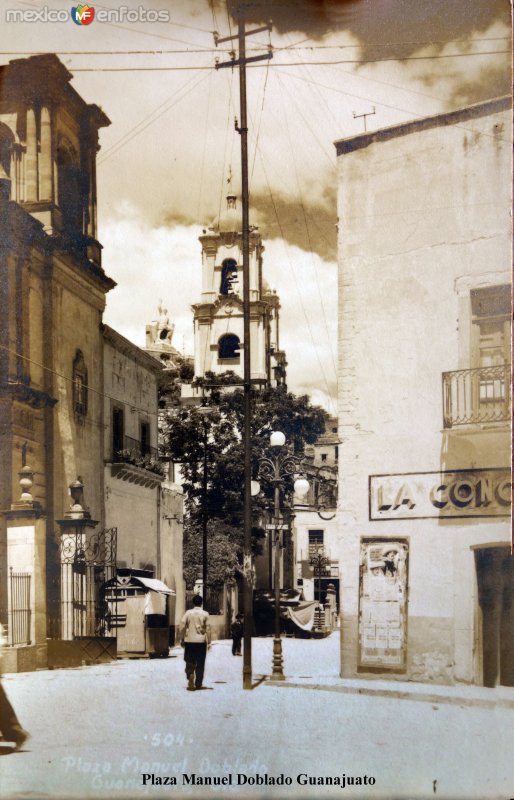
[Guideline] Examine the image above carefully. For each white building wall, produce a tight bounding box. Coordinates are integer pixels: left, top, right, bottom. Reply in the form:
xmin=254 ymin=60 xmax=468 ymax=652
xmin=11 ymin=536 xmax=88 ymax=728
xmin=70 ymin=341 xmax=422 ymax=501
xmin=103 ymin=332 xmax=161 ymax=571
xmin=336 ymin=99 xmax=511 ymax=685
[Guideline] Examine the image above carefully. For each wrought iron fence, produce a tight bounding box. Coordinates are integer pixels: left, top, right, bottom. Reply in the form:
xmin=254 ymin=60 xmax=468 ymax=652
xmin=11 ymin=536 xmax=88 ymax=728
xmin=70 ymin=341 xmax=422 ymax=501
xmin=8 ymin=569 xmax=31 ymax=646
xmin=442 ymin=364 xmax=511 ymax=427
xmin=60 ymin=527 xmax=117 ymax=639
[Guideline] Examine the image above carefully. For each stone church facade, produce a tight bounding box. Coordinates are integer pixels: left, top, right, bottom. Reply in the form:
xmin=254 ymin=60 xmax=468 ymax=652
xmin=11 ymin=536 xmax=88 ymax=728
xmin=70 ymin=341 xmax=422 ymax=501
xmin=0 ymin=54 xmax=184 ymax=669
xmin=0 ymin=55 xmax=115 ymax=669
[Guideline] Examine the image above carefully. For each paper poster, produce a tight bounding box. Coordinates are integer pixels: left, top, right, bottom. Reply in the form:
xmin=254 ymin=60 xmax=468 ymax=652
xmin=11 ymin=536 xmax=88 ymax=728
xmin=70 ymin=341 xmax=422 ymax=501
xmin=358 ymin=539 xmax=408 ymax=669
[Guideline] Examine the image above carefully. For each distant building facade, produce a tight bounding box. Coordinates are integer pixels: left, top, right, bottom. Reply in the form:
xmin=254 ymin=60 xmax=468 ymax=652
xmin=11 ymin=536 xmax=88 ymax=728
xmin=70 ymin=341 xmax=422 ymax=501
xmin=335 ymin=97 xmax=512 ymax=687
xmin=293 ymin=416 xmax=339 ymax=607
xmin=103 ymin=324 xmax=184 ymax=644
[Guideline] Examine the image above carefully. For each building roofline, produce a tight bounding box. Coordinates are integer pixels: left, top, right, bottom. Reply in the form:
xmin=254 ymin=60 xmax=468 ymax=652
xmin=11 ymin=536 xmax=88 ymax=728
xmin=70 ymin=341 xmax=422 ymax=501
xmin=0 ymin=54 xmax=111 ymax=129
xmin=334 ymin=96 xmax=511 ymax=157
xmin=102 ymin=324 xmax=164 ymax=374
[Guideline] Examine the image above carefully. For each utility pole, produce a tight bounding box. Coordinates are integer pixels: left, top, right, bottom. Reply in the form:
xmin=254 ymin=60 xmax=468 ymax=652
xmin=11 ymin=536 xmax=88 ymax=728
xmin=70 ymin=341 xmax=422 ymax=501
xmin=215 ymin=15 xmax=272 ymax=690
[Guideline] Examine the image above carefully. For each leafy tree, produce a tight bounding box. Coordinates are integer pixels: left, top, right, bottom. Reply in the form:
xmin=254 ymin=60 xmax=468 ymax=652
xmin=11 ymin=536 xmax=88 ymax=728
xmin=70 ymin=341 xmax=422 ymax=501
xmin=160 ymin=377 xmax=327 ymax=588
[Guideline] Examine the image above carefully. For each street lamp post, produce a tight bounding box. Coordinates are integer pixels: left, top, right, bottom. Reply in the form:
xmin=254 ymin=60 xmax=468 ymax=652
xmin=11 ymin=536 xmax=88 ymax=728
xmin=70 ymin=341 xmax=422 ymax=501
xmin=252 ymin=431 xmax=309 ymax=681
xmin=196 ymin=407 xmax=211 ymax=610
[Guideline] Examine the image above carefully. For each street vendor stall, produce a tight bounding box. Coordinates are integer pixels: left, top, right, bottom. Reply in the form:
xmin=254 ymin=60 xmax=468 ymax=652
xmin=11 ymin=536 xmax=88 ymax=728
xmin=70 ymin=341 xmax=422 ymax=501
xmin=103 ymin=574 xmax=175 ymax=657
xmin=253 ymin=589 xmax=317 ymax=636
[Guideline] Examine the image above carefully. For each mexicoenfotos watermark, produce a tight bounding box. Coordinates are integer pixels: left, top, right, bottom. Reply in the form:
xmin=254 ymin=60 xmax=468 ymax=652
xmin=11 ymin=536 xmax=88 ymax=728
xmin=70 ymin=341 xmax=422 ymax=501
xmin=5 ymin=5 xmax=170 ymax=24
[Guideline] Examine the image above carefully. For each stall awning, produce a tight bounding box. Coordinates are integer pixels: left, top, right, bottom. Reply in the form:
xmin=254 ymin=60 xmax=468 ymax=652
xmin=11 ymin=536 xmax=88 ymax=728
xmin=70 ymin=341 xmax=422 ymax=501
xmin=135 ymin=577 xmax=175 ymax=595
xmin=287 ymin=601 xmax=317 ymax=631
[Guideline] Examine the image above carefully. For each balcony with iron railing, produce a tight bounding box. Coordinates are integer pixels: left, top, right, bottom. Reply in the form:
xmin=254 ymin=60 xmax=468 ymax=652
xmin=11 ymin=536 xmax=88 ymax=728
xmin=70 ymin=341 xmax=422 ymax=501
xmin=111 ymin=434 xmax=164 ymax=486
xmin=442 ymin=363 xmax=511 ymax=428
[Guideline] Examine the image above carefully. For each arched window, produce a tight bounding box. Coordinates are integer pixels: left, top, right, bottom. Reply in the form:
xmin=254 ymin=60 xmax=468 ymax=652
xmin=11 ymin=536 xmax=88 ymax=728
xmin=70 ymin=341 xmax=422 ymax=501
xmin=218 ymin=334 xmax=240 ymax=361
xmin=57 ymin=139 xmax=82 ymax=234
xmin=72 ymin=350 xmax=88 ymax=416
xmin=220 ymin=259 xmax=238 ymax=295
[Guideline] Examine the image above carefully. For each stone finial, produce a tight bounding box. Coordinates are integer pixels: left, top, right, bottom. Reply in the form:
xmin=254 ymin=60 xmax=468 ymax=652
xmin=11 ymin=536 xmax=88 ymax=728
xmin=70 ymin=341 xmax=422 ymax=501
xmin=18 ymin=464 xmax=34 ymax=504
xmin=65 ymin=477 xmax=90 ymax=520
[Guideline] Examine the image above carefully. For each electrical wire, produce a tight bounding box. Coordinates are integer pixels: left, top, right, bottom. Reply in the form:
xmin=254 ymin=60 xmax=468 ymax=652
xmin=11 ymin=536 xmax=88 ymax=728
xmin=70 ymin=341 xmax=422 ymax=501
xmin=97 ymin=70 xmax=211 ymax=164
xmin=217 ymin=67 xmax=236 ymax=227
xmin=0 ymin=36 xmax=509 ymax=56
xmin=65 ymin=49 xmax=510 ymax=71
xmin=249 ymin=55 xmax=271 ymax=187
xmin=253 ymin=145 xmax=337 ymax=414
xmin=273 ymin=72 xmax=338 ymax=384
xmin=274 ymin=66 xmax=511 ymax=144
xmin=0 ymin=342 xmax=160 ymax=429
xmin=12 ymin=0 xmax=216 ymax=47
xmin=196 ymin=68 xmax=214 ymax=224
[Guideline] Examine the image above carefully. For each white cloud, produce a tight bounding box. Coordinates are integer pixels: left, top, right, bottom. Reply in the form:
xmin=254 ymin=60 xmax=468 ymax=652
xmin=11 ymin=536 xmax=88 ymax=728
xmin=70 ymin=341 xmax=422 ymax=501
xmin=101 ymin=206 xmax=338 ymax=412
xmin=101 ymin=207 xmax=202 ymax=354
xmin=262 ymin=239 xmax=338 ymax=413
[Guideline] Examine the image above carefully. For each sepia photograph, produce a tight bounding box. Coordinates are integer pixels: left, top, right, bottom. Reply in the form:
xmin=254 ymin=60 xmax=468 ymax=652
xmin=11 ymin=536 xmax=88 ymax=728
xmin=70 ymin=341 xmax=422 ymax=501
xmin=0 ymin=0 xmax=512 ymax=798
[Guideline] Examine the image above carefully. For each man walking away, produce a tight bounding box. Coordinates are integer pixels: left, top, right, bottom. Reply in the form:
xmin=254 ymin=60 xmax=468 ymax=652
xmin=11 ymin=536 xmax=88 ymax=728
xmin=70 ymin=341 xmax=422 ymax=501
xmin=181 ymin=595 xmax=211 ymax=691
xmin=0 ymin=624 xmax=30 ymax=750
xmin=231 ymin=613 xmax=243 ymax=656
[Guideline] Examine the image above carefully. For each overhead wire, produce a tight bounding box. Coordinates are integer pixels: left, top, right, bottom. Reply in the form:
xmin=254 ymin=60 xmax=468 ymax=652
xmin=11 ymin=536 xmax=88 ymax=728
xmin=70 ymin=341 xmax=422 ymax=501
xmin=0 ymin=35 xmax=509 ymax=57
xmin=196 ymin=67 xmax=214 ymax=224
xmin=5 ymin=12 xmax=505 ymax=416
xmin=216 ymin=65 xmax=236 ymax=228
xmin=0 ymin=343 xmax=161 ymax=430
xmin=274 ymin=65 xmax=511 ymax=143
xmin=249 ymin=45 xmax=271 ymax=187
xmin=253 ymin=141 xmax=337 ymax=414
xmin=274 ymin=33 xmax=340 ymax=259
xmin=68 ymin=49 xmax=511 ymax=70
xmin=13 ymin=0 xmax=216 ymax=46
xmin=97 ymin=70 xmax=211 ymax=164
xmin=273 ymin=71 xmax=338 ymax=384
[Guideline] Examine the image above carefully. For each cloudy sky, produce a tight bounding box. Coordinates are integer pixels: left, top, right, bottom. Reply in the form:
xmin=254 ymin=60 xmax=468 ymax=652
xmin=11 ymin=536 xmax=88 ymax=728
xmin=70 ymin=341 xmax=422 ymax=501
xmin=1 ymin=0 xmax=510 ymax=412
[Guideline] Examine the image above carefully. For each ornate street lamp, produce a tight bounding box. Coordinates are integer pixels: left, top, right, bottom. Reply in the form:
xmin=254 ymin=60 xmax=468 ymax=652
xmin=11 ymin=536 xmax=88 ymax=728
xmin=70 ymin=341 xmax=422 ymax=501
xmin=252 ymin=431 xmax=309 ymax=681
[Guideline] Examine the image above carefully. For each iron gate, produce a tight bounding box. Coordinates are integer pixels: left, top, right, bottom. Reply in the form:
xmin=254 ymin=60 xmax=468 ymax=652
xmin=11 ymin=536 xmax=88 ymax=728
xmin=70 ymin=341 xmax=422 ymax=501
xmin=60 ymin=527 xmax=117 ymax=640
xmin=8 ymin=568 xmax=31 ymax=646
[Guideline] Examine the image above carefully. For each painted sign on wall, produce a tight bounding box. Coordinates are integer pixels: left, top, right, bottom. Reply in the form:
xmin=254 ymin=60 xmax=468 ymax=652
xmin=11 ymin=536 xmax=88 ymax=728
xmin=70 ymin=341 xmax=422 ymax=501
xmin=369 ymin=468 xmax=510 ymax=520
xmin=358 ymin=538 xmax=408 ymax=671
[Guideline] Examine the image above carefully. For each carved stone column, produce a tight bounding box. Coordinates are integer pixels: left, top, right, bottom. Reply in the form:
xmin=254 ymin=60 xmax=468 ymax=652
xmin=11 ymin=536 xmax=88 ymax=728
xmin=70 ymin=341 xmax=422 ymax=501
xmin=25 ymin=107 xmax=38 ymax=202
xmin=39 ymin=106 xmax=53 ymax=202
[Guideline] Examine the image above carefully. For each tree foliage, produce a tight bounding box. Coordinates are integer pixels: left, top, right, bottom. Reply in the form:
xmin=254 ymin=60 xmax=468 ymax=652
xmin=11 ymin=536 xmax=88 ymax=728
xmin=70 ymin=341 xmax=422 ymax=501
xmin=160 ymin=378 xmax=327 ymax=588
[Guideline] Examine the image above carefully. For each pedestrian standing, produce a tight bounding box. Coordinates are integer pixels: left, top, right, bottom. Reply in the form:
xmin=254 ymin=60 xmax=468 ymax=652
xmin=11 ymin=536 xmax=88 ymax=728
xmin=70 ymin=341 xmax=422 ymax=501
xmin=230 ymin=613 xmax=243 ymax=656
xmin=0 ymin=624 xmax=30 ymax=750
xmin=181 ymin=595 xmax=211 ymax=691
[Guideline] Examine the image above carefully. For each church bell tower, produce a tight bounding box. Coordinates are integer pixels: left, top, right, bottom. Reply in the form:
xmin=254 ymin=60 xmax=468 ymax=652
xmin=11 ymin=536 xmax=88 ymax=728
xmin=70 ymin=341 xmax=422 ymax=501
xmin=192 ymin=182 xmax=287 ymax=389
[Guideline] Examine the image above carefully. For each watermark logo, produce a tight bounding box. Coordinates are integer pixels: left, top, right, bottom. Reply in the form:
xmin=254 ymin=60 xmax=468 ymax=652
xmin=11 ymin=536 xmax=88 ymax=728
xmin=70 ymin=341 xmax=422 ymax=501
xmin=71 ymin=4 xmax=95 ymax=25
xmin=6 ymin=4 xmax=170 ymax=24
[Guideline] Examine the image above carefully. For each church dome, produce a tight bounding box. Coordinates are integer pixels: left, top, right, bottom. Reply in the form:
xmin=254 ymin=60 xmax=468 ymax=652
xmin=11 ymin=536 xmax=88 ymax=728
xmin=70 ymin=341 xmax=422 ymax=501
xmin=212 ymin=190 xmax=240 ymax=234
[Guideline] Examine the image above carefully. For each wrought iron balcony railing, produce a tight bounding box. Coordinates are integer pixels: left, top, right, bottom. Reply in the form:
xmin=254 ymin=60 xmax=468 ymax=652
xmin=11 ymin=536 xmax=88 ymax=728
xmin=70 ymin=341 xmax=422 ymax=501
xmin=442 ymin=364 xmax=511 ymax=428
xmin=112 ymin=435 xmax=164 ymax=476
